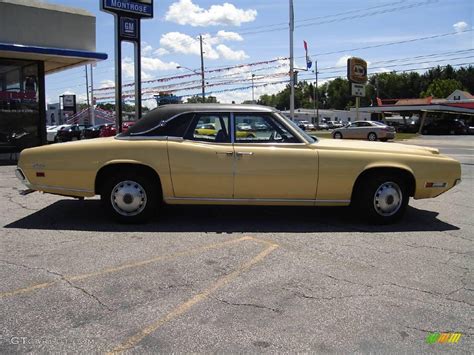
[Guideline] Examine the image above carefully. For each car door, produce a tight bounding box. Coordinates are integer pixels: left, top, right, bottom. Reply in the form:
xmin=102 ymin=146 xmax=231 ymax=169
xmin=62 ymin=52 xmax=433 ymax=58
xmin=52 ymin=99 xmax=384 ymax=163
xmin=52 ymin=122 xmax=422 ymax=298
xmin=232 ymin=113 xmax=318 ymax=201
xmin=167 ymin=113 xmax=234 ymax=199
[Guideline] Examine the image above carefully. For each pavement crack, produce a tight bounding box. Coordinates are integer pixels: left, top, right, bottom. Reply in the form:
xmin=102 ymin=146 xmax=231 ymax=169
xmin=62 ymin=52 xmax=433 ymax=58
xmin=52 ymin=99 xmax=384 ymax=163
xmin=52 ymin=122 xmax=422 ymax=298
xmin=293 ymin=291 xmax=379 ymax=301
xmin=0 ymin=259 xmax=112 ymax=311
xmin=212 ymin=297 xmax=282 ymax=313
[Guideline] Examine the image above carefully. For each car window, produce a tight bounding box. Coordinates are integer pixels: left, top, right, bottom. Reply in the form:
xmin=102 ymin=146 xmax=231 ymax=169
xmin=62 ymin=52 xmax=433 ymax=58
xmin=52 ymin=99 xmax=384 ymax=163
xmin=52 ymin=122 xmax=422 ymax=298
xmin=234 ymin=114 xmax=299 ymax=144
xmin=186 ymin=114 xmax=230 ymax=143
xmin=141 ymin=113 xmax=194 ymax=137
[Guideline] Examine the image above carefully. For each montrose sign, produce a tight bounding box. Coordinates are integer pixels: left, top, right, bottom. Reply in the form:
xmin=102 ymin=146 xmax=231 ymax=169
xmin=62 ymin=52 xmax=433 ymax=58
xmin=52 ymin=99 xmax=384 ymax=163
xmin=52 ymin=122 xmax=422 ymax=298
xmin=101 ymin=0 xmax=153 ymax=17
xmin=100 ymin=0 xmax=154 ymax=132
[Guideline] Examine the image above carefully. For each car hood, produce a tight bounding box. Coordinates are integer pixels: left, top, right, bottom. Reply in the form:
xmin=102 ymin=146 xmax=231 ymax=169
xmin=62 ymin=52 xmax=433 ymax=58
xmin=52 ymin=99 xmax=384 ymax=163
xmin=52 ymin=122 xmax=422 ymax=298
xmin=312 ymin=138 xmax=440 ymax=156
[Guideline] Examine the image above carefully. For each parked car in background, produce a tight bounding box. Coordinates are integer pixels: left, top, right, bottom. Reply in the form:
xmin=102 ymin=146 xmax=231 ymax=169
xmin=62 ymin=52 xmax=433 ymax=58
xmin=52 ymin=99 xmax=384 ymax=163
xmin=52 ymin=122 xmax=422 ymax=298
xmin=317 ymin=122 xmax=329 ymax=130
xmin=296 ymin=120 xmax=315 ymax=131
xmin=332 ymin=121 xmax=396 ymax=141
xmin=421 ymin=119 xmax=468 ymax=135
xmin=16 ymin=104 xmax=461 ymax=225
xmin=47 ymin=124 xmax=71 ymax=143
xmin=57 ymin=124 xmax=91 ymax=142
xmin=326 ymin=121 xmax=344 ymax=129
xmin=82 ymin=124 xmax=114 ymax=139
xmin=98 ymin=122 xmax=135 ymax=137
xmin=100 ymin=124 xmax=117 ymax=137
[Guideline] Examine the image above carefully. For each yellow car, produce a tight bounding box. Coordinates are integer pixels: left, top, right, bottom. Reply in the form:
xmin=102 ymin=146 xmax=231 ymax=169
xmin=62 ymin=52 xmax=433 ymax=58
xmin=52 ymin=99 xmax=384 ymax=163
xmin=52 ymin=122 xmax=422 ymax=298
xmin=16 ymin=104 xmax=461 ymax=224
xmin=195 ymin=123 xmax=256 ymax=139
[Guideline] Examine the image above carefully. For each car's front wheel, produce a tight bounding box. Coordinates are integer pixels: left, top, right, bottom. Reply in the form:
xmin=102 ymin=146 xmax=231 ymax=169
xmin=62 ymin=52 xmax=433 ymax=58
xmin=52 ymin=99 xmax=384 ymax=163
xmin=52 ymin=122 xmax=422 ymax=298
xmin=101 ymin=172 xmax=160 ymax=223
xmin=353 ymin=174 xmax=409 ymax=224
xmin=333 ymin=132 xmax=343 ymax=139
xmin=368 ymin=132 xmax=378 ymax=141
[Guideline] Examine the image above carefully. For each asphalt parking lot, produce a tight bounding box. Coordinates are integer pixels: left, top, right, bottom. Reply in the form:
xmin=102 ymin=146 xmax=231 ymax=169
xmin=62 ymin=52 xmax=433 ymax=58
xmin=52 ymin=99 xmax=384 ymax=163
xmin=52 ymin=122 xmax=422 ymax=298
xmin=0 ymin=136 xmax=472 ymax=353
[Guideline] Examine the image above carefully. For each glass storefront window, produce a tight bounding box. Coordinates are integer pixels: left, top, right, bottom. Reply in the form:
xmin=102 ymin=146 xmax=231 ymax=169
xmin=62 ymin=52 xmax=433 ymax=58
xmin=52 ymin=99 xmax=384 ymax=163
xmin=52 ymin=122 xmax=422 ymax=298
xmin=0 ymin=59 xmax=42 ymax=152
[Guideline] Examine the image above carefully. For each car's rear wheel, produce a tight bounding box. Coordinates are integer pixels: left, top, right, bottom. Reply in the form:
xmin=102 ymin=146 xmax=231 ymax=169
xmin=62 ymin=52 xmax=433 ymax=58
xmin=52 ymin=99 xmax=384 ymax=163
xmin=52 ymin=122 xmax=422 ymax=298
xmin=333 ymin=132 xmax=343 ymax=139
xmin=353 ymin=174 xmax=409 ymax=224
xmin=101 ymin=172 xmax=160 ymax=223
xmin=368 ymin=132 xmax=378 ymax=141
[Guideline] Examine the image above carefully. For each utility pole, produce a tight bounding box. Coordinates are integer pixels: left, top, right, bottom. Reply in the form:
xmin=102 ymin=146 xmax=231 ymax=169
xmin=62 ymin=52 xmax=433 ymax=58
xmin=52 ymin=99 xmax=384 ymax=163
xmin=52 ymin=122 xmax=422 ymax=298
xmin=313 ymin=61 xmax=319 ymax=126
xmin=289 ymin=0 xmax=295 ymax=120
xmin=85 ymin=65 xmax=90 ymax=107
xmin=90 ymin=64 xmax=95 ymax=125
xmin=251 ymin=74 xmax=255 ymax=103
xmin=199 ymin=34 xmax=206 ymax=102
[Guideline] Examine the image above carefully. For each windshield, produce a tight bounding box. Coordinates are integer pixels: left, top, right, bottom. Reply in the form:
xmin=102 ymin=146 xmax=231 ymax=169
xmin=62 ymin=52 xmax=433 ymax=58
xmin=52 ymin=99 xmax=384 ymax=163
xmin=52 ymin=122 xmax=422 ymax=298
xmin=275 ymin=112 xmax=317 ymax=143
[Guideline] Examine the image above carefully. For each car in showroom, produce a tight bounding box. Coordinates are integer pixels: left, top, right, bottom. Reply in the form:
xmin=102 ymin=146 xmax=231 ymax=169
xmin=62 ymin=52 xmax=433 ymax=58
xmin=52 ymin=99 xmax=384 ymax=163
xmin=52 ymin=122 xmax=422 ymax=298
xmin=81 ymin=123 xmax=114 ymax=139
xmin=16 ymin=104 xmax=461 ymax=224
xmin=46 ymin=124 xmax=71 ymax=143
xmin=332 ymin=120 xmax=396 ymax=141
xmin=56 ymin=124 xmax=91 ymax=142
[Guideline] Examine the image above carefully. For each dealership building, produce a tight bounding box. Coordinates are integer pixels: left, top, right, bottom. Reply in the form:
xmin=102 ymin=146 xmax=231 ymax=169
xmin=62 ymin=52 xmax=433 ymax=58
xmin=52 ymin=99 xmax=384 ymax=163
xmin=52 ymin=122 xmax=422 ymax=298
xmin=0 ymin=0 xmax=107 ymax=157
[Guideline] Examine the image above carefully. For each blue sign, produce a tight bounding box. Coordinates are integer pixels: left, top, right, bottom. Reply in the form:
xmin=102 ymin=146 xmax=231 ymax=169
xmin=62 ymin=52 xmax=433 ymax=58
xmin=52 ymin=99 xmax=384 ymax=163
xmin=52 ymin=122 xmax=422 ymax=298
xmin=102 ymin=0 xmax=153 ymax=18
xmin=120 ymin=17 xmax=138 ymax=39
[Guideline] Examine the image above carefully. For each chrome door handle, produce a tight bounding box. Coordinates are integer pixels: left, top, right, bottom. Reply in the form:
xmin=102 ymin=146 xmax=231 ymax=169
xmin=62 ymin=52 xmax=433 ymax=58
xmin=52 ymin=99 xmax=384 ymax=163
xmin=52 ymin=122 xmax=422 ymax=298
xmin=216 ymin=151 xmax=234 ymax=156
xmin=236 ymin=151 xmax=254 ymax=156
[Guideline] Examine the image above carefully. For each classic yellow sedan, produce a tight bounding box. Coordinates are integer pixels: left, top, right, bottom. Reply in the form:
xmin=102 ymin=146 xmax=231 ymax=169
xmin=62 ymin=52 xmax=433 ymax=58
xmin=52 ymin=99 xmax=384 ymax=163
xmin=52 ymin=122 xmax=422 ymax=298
xmin=15 ymin=104 xmax=461 ymax=224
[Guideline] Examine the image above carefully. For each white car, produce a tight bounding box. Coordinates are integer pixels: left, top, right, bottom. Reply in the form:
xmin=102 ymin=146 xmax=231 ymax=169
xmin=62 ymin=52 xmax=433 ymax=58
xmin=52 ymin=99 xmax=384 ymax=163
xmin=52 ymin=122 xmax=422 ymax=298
xmin=299 ymin=120 xmax=315 ymax=130
xmin=47 ymin=124 xmax=71 ymax=143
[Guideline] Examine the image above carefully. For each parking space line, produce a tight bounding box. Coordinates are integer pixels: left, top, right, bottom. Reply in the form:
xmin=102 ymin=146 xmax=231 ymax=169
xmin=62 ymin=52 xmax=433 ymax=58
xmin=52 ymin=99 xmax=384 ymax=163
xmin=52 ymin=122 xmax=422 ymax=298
xmin=0 ymin=236 xmax=260 ymax=299
xmin=108 ymin=242 xmax=279 ymax=354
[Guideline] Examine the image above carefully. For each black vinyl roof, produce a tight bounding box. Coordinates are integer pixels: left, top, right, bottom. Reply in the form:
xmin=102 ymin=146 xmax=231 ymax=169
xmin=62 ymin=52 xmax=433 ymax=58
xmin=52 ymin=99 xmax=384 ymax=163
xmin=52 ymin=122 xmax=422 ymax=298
xmin=122 ymin=104 xmax=276 ymax=136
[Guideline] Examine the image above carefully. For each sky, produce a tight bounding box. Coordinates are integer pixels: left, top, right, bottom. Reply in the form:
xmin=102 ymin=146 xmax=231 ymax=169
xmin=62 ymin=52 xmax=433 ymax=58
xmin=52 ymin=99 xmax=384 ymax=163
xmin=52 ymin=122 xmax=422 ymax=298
xmin=44 ymin=0 xmax=473 ymax=108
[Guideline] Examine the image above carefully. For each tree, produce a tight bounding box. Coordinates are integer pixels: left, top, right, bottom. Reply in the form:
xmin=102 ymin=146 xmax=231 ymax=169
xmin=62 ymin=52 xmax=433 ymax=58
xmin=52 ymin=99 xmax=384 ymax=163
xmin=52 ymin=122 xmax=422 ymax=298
xmin=421 ymin=78 xmax=464 ymax=98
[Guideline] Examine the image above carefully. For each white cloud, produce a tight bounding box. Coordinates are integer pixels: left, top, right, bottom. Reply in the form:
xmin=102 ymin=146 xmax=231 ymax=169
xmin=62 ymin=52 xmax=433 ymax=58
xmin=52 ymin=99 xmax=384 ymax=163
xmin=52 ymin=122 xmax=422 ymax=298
xmin=142 ymin=43 xmax=153 ymax=55
xmin=335 ymin=55 xmax=351 ymax=67
xmin=154 ymin=48 xmax=170 ymax=56
xmin=165 ymin=0 xmax=257 ymax=27
xmin=100 ymin=80 xmax=115 ymax=89
xmin=159 ymin=31 xmax=247 ymax=61
xmin=122 ymin=56 xmax=180 ymax=79
xmin=216 ymin=30 xmax=243 ymax=42
xmin=453 ymin=21 xmax=468 ymax=33
xmin=216 ymin=44 xmax=248 ymax=60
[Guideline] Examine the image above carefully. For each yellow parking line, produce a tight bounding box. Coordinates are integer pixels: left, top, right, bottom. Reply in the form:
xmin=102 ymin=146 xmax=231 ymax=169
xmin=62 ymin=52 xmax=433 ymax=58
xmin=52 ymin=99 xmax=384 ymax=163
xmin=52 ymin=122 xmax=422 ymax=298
xmin=108 ymin=242 xmax=279 ymax=354
xmin=0 ymin=236 xmax=256 ymax=299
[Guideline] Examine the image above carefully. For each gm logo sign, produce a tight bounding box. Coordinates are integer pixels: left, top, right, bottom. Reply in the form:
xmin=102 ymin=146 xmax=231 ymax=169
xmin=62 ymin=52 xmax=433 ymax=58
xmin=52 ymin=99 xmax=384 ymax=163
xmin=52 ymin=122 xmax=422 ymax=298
xmin=120 ymin=17 xmax=138 ymax=39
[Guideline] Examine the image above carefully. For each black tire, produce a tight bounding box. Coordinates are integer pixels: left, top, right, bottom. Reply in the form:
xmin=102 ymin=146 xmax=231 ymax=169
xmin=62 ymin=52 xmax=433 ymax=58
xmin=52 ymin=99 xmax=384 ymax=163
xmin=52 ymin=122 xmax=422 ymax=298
xmin=101 ymin=171 xmax=160 ymax=223
xmin=333 ymin=132 xmax=343 ymax=139
xmin=352 ymin=174 xmax=409 ymax=224
xmin=368 ymin=132 xmax=378 ymax=141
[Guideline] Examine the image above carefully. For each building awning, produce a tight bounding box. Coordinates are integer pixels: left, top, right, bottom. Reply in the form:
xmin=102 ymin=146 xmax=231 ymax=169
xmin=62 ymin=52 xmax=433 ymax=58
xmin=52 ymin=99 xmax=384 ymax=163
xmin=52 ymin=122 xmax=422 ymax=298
xmin=0 ymin=42 xmax=108 ymax=74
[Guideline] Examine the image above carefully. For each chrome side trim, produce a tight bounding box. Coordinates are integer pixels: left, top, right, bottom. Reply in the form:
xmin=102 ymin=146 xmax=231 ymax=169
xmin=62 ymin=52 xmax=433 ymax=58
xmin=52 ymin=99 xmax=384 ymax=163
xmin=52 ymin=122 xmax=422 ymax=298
xmin=165 ymin=197 xmax=350 ymax=203
xmin=31 ymin=184 xmax=94 ymax=194
xmin=115 ymin=136 xmax=168 ymax=141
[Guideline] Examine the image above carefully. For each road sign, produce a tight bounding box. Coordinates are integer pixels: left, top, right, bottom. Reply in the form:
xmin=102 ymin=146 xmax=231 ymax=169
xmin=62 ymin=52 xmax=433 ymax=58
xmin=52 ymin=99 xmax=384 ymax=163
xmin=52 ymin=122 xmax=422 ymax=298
xmin=351 ymin=83 xmax=366 ymax=97
xmin=101 ymin=0 xmax=153 ymax=18
xmin=347 ymin=57 xmax=368 ymax=84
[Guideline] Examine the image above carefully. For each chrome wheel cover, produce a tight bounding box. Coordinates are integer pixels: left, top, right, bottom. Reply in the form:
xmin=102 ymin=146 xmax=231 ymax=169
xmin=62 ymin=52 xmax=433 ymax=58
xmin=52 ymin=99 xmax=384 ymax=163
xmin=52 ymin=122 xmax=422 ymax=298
xmin=111 ymin=180 xmax=147 ymax=216
xmin=373 ymin=181 xmax=402 ymax=217
xmin=368 ymin=133 xmax=377 ymax=141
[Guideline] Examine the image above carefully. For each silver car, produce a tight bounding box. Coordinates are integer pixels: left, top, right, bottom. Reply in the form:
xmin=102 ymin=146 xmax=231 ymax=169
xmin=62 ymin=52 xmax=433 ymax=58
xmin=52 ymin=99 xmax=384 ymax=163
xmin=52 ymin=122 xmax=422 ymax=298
xmin=332 ymin=121 xmax=396 ymax=141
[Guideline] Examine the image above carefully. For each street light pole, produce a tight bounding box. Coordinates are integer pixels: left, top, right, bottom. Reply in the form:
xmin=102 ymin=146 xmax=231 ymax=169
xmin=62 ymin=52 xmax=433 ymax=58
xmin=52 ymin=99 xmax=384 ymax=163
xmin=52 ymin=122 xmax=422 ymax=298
xmin=251 ymin=74 xmax=255 ymax=103
xmin=199 ymin=34 xmax=206 ymax=102
xmin=314 ymin=61 xmax=319 ymax=127
xmin=289 ymin=0 xmax=295 ymax=121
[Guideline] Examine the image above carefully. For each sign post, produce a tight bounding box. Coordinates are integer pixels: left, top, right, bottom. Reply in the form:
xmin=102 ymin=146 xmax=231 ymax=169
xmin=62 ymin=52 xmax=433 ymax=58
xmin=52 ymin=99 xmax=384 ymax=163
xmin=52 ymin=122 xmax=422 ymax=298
xmin=347 ymin=57 xmax=368 ymax=121
xmin=101 ymin=0 xmax=153 ymax=132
